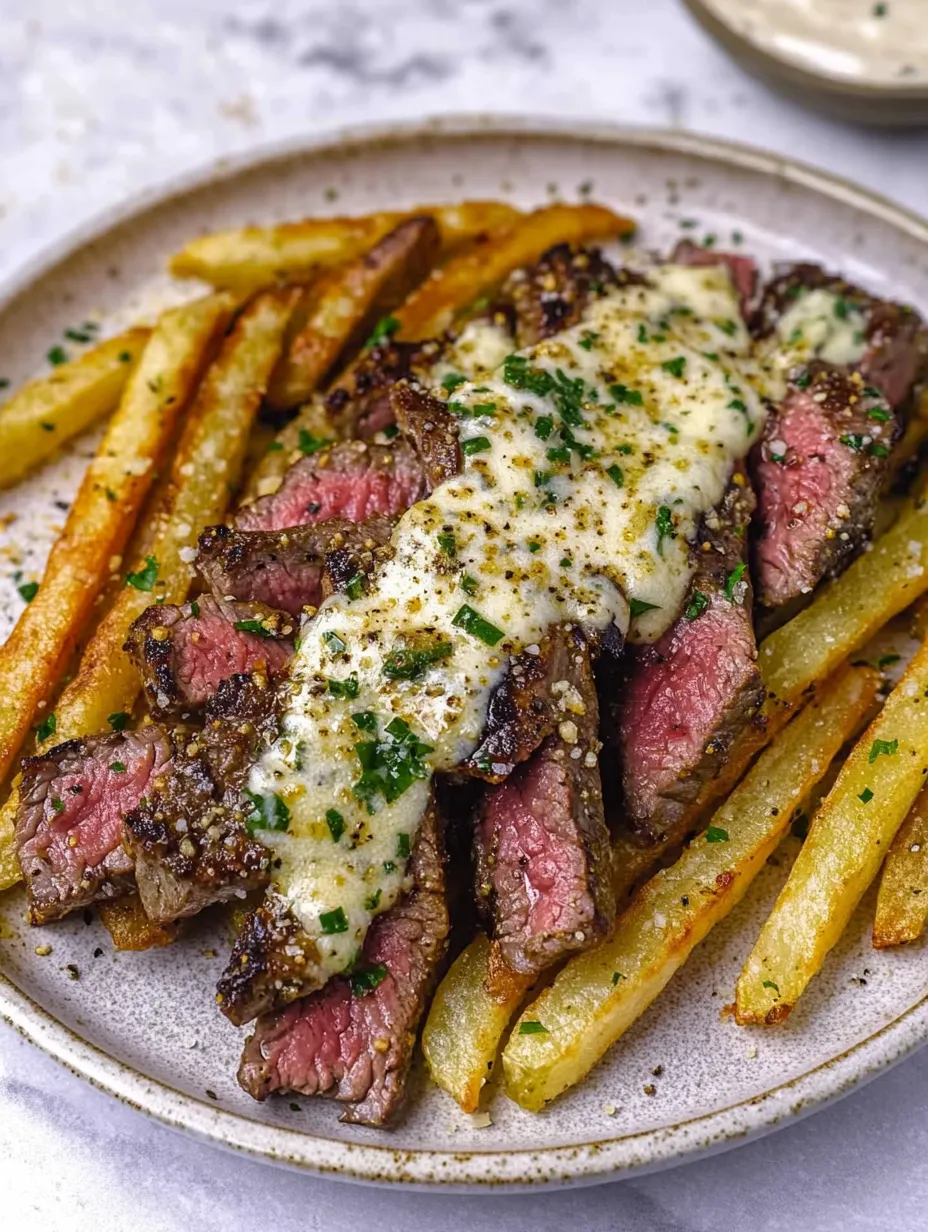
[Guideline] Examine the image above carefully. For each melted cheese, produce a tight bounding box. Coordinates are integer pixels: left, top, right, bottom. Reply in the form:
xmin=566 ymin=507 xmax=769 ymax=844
xmin=248 ymin=264 xmax=766 ymax=983
xmin=774 ymin=287 xmax=869 ymax=367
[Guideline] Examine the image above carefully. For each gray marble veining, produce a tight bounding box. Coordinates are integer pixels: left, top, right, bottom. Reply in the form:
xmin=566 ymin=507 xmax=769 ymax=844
xmin=1 ymin=1 xmax=928 ymax=1229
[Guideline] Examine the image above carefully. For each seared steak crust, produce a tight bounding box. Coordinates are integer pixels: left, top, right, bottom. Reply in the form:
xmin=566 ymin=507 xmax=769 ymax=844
xmin=216 ymin=894 xmax=320 ymax=1025
xmin=614 ymin=471 xmax=765 ymax=847
xmin=502 ymin=243 xmax=620 ymax=347
xmin=473 ymin=627 xmax=614 ymax=976
xmin=753 ymin=364 xmax=903 ymax=607
xmin=324 ymin=338 xmax=442 ymax=438
xmin=196 ymin=517 xmax=395 ymax=616
xmin=123 ymin=674 xmax=277 ymax=924
xmin=389 ymin=383 xmax=461 ymax=490
xmin=238 ymin=796 xmax=447 ymax=1125
xmin=16 ymin=726 xmax=173 ymax=924
xmin=320 ymin=516 xmax=395 ymax=600
xmin=126 ymin=596 xmax=294 ymax=718
xmin=234 ymin=439 xmax=426 ymax=534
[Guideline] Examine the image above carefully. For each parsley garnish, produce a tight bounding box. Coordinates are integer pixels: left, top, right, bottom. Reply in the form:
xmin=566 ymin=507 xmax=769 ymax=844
xmin=349 ymin=963 xmax=388 ymax=996
xmin=762 ymin=980 xmax=780 ymax=994
xmin=47 ymin=345 xmax=68 ymax=366
xmin=437 ymin=531 xmax=457 ymax=556
xmin=661 ymin=357 xmax=686 ymax=379
xmin=17 ymin=581 xmax=38 ymax=603
xmin=724 ymin=562 xmax=747 ymax=602
xmin=606 ymin=464 xmax=624 ymax=488
xmin=36 ymin=713 xmax=57 ymax=743
xmin=51 ymin=797 xmax=65 ymax=814
xmin=328 ymin=673 xmax=360 ymax=699
xmin=351 ymin=711 xmax=377 ymax=732
xmin=245 ymin=791 xmax=291 ymax=835
xmin=382 ymin=640 xmax=453 ymax=680
xmin=325 ymin=808 xmax=345 ymax=841
xmin=323 ymin=630 xmax=347 ymax=656
xmin=107 ymin=712 xmax=129 ymax=732
xmin=858 ymin=787 xmax=874 ymax=804
xmin=655 ymin=506 xmax=676 ymax=556
xmin=233 ymin=619 xmax=272 ymax=637
xmin=397 ymin=832 xmax=411 ymax=858
xmin=685 ymin=591 xmax=709 ymax=621
xmin=298 ymin=429 xmax=332 ymax=456
xmin=629 ymin=598 xmax=660 ymax=617
xmin=609 ymin=383 xmax=643 ymax=406
xmin=352 ymin=717 xmax=434 ymax=812
xmin=706 ymin=825 xmax=730 ymax=843
xmin=611 ymin=972 xmax=625 ymax=986
xmin=462 ymin=436 xmax=491 ymax=456
xmin=460 ymin=573 xmax=479 ymax=595
xmin=266 ymin=440 xmax=284 ymax=453
xmin=534 ymin=415 xmax=554 ymax=440
xmin=345 ymin=573 xmax=365 ymax=600
xmin=452 ymin=604 xmax=504 ymax=646
xmin=578 ymin=330 xmax=600 ymax=351
xmin=109 ymin=762 xmax=127 ymax=773
xmin=364 ymin=889 xmax=382 ymax=911
xmin=518 ymin=1021 xmax=548 ymax=1035
xmin=366 ymin=315 xmax=399 ymax=348
xmin=869 ymin=738 xmax=899 ymax=763
xmin=441 ymin=372 xmax=466 ymax=394
xmin=715 ymin=319 xmax=738 ymax=337
xmin=125 ymin=555 xmax=158 ymax=591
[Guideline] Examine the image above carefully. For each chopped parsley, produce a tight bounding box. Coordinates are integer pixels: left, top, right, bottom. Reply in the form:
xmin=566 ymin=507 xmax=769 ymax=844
xmin=706 ymin=825 xmax=730 ymax=843
xmin=858 ymin=787 xmax=875 ymax=804
xmin=868 ymin=406 xmax=892 ymax=422
xmin=350 ymin=711 xmax=377 ymax=732
xmin=352 ymin=716 xmax=434 ymax=812
xmin=441 ymin=372 xmax=466 ymax=394
xmin=350 ymin=962 xmax=388 ymax=996
xmin=462 ymin=435 xmax=491 ymax=456
xmin=578 ymin=330 xmax=600 ymax=351
xmin=685 ymin=591 xmax=709 ymax=621
xmin=460 ymin=573 xmax=479 ymax=595
xmin=518 ymin=1020 xmax=548 ymax=1035
xmin=323 ymin=630 xmax=347 ymax=656
xmin=661 ymin=356 xmax=686 ymax=379
xmin=189 ymin=600 xmax=200 ymax=618
xmin=319 ymin=907 xmax=349 ymax=934
xmin=611 ymin=972 xmax=625 ymax=986
xmin=298 ymin=429 xmax=332 ymax=456
xmin=437 ymin=530 xmax=457 ymax=556
xmin=715 ymin=318 xmax=738 ymax=337
xmin=382 ymin=639 xmax=453 ymax=680
xmin=397 ymin=832 xmax=411 ymax=858
xmin=17 ymin=581 xmax=38 ymax=603
xmin=47 ymin=345 xmax=68 ymax=366
xmin=869 ymin=737 xmax=899 ymax=763
xmin=325 ymin=808 xmax=345 ymax=841
xmin=328 ymin=673 xmax=360 ymax=699
xmin=233 ymin=619 xmax=272 ymax=637
xmin=452 ymin=604 xmax=504 ymax=646
xmin=365 ymin=315 xmax=399 ymax=348
xmin=345 ymin=573 xmax=365 ymax=600
xmin=266 ymin=440 xmax=284 ymax=453
xmin=245 ymin=791 xmax=291 ymax=835
xmin=628 ymin=598 xmax=660 ymax=617
xmin=609 ymin=383 xmax=644 ymax=406
xmin=51 ymin=797 xmax=65 ymax=814
xmin=724 ymin=562 xmax=747 ymax=602
xmin=125 ymin=555 xmax=158 ymax=592
xmin=605 ymin=464 xmax=624 ymax=488
xmin=109 ymin=762 xmax=127 ymax=774
xmin=762 ymin=980 xmax=780 ymax=994
xmin=36 ymin=713 xmax=57 ymax=743
xmin=655 ymin=505 xmax=676 ymax=557
xmin=534 ymin=415 xmax=554 ymax=440
xmin=527 ymin=540 xmax=542 ymax=554
xmin=364 ymin=888 xmax=382 ymax=911
xmin=877 ymin=653 xmax=900 ymax=670
xmin=108 ymin=712 xmax=130 ymax=732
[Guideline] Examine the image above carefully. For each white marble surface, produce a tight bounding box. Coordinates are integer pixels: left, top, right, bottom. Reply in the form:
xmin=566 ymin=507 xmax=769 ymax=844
xmin=2 ymin=1 xmax=928 ymax=1229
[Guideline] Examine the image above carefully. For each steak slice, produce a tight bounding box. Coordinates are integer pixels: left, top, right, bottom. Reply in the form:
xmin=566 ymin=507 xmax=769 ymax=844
xmin=389 ymin=383 xmax=461 ymax=490
xmin=324 ymin=338 xmax=442 ymax=438
xmin=126 ymin=596 xmax=294 ymax=717
xmin=753 ymin=365 xmax=903 ymax=607
xmin=238 ymin=795 xmax=448 ymax=1125
xmin=614 ymin=470 xmax=765 ymax=847
xmin=753 ymin=263 xmax=928 ymax=409
xmin=122 ymin=675 xmax=275 ymax=924
xmin=16 ymin=726 xmax=174 ymax=924
xmin=502 ymin=243 xmax=620 ymax=346
xmin=216 ymin=893 xmax=321 ymax=1025
xmin=234 ymin=439 xmax=426 ymax=533
xmin=473 ymin=627 xmax=615 ymax=976
xmin=670 ymin=239 xmax=757 ymax=307
xmin=196 ymin=517 xmax=395 ymax=617
xmin=461 ymin=623 xmax=608 ymax=782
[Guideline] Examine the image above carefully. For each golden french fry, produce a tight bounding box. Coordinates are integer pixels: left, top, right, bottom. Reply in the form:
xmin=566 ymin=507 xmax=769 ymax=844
xmin=759 ymin=487 xmax=928 ymax=719
xmin=0 ymin=328 xmax=151 ymax=489
xmin=169 ymin=201 xmax=521 ymax=290
xmin=502 ymin=665 xmax=878 ymax=1111
xmin=0 ymin=294 xmax=232 ymax=800
xmin=395 ymin=204 xmax=636 ymax=340
xmin=98 ymin=895 xmax=178 ymax=951
xmin=873 ymin=786 xmax=928 ymax=947
xmin=0 ymin=288 xmax=298 ymax=893
xmin=422 ymin=934 xmax=532 ymax=1113
xmin=265 ymin=216 xmax=441 ymax=412
xmin=737 ymin=639 xmax=928 ymax=1024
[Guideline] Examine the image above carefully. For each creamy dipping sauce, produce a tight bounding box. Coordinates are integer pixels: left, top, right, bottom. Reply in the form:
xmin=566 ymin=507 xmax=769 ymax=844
xmin=248 ymin=264 xmax=766 ymax=984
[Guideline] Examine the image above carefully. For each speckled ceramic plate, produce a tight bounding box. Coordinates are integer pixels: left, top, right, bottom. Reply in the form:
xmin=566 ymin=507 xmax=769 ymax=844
xmin=2 ymin=118 xmax=928 ymax=1190
xmin=685 ymin=0 xmax=928 ymax=125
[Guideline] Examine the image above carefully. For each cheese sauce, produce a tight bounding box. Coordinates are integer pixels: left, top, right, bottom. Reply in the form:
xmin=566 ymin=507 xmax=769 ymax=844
xmin=248 ymin=264 xmax=767 ymax=983
xmin=773 ymin=287 xmax=869 ymax=368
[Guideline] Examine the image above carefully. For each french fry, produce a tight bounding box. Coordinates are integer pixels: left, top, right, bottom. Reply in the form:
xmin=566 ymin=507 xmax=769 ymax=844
xmin=395 ymin=204 xmax=636 ymax=340
xmin=169 ymin=201 xmax=521 ymax=291
xmin=422 ymin=934 xmax=532 ymax=1113
xmin=0 ymin=287 xmax=298 ymax=896
xmin=265 ymin=215 xmax=441 ymax=410
xmin=0 ymin=294 xmax=233 ymax=805
xmin=759 ymin=487 xmax=928 ymax=719
xmin=0 ymin=328 xmax=151 ymax=489
xmin=98 ymin=895 xmax=177 ymax=951
xmin=873 ymin=786 xmax=928 ymax=947
xmin=502 ymin=665 xmax=878 ymax=1111
xmin=737 ymin=639 xmax=928 ymax=1024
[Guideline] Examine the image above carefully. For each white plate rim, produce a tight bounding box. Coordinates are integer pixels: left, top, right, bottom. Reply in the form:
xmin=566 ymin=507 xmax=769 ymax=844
xmin=2 ymin=114 xmax=928 ymax=1190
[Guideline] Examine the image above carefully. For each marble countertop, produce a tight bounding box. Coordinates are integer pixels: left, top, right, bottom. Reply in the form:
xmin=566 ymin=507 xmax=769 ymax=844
xmin=2 ymin=2 xmax=928 ymax=1229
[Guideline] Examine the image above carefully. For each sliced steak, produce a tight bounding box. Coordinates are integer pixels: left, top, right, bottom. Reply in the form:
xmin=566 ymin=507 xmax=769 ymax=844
xmin=753 ymin=263 xmax=928 ymax=409
xmin=614 ymin=470 xmax=766 ymax=847
xmin=462 ymin=623 xmax=607 ymax=782
xmin=126 ymin=596 xmax=294 ymax=717
xmin=238 ymin=795 xmax=447 ymax=1125
xmin=321 ymin=518 xmax=395 ymax=601
xmin=196 ymin=517 xmax=395 ymax=617
xmin=216 ymin=892 xmax=320 ymax=1025
xmin=473 ymin=627 xmax=615 ymax=976
xmin=502 ymin=243 xmax=620 ymax=347
xmin=122 ymin=675 xmax=275 ymax=924
xmin=670 ymin=239 xmax=757 ymax=307
xmin=16 ymin=726 xmax=173 ymax=924
xmin=389 ymin=383 xmax=461 ymax=490
xmin=324 ymin=338 xmax=442 ymax=438
xmin=753 ymin=365 xmax=903 ymax=607
xmin=234 ymin=439 xmax=426 ymax=534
